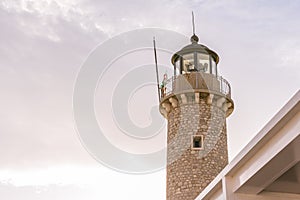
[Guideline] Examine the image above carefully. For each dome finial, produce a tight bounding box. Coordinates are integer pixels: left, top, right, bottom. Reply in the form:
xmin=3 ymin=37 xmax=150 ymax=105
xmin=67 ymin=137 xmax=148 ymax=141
xmin=191 ymin=11 xmax=199 ymax=43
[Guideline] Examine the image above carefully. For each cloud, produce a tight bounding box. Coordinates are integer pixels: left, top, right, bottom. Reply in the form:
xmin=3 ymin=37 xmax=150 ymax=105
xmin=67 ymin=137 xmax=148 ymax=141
xmin=0 ymin=166 xmax=166 ymax=200
xmin=0 ymin=0 xmax=106 ymax=169
xmin=0 ymin=183 xmax=96 ymax=200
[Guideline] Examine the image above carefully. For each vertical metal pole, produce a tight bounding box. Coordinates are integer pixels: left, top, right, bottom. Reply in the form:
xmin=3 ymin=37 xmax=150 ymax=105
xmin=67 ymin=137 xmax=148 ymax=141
xmin=153 ymin=37 xmax=161 ymax=102
xmin=192 ymin=11 xmax=195 ymax=35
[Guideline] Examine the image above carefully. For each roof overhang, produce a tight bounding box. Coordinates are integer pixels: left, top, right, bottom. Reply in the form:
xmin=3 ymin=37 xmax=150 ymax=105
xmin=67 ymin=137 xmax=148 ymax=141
xmin=197 ymin=90 xmax=300 ymax=199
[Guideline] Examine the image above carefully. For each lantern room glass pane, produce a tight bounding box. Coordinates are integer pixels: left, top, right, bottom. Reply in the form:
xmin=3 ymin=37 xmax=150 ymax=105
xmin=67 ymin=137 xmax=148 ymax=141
xmin=196 ymin=53 xmax=210 ymax=73
xmin=211 ymin=59 xmax=217 ymax=76
xmin=182 ymin=53 xmax=195 ymax=73
xmin=175 ymin=59 xmax=180 ymax=75
xmin=175 ymin=59 xmax=180 ymax=69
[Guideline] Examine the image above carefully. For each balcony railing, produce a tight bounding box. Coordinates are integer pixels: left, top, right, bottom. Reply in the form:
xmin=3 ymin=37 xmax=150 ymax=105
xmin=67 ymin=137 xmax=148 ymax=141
xmin=161 ymin=73 xmax=231 ymax=100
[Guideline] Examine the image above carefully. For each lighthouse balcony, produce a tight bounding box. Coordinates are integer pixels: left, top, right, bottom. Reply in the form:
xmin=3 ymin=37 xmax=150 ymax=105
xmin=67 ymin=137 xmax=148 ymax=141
xmin=159 ymin=72 xmax=234 ymax=118
xmin=162 ymin=72 xmax=231 ymax=99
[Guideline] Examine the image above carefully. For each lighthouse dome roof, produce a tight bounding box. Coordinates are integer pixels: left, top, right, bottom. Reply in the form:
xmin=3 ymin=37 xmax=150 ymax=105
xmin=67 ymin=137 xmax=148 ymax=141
xmin=171 ymin=34 xmax=219 ymax=64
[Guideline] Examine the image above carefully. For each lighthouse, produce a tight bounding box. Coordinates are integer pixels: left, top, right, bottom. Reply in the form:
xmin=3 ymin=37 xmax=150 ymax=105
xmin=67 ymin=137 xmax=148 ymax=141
xmin=158 ymin=32 xmax=234 ymax=200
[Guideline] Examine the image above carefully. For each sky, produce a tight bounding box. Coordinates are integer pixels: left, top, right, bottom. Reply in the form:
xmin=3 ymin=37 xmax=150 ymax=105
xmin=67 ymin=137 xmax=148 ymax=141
xmin=0 ymin=0 xmax=300 ymax=199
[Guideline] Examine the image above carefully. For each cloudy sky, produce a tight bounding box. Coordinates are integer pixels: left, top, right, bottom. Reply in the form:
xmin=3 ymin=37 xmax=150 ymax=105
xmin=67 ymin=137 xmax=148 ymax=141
xmin=1 ymin=0 xmax=300 ymax=199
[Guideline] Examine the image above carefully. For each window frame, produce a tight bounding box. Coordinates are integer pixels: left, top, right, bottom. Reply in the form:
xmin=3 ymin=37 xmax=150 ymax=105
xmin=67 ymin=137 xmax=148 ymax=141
xmin=191 ymin=135 xmax=204 ymax=150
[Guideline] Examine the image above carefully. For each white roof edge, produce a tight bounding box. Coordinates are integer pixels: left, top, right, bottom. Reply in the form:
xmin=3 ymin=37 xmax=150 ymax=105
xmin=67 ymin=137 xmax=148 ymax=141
xmin=197 ymin=90 xmax=300 ymax=199
xmin=227 ymin=89 xmax=300 ymax=175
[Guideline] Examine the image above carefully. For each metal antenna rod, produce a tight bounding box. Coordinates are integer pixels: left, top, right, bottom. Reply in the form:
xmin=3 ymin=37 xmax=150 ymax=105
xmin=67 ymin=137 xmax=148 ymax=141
xmin=153 ymin=37 xmax=161 ymax=102
xmin=192 ymin=11 xmax=195 ymax=35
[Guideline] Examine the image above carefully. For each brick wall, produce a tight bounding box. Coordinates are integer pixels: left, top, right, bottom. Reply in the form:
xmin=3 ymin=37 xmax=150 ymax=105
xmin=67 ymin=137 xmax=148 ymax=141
xmin=166 ymin=98 xmax=228 ymax=200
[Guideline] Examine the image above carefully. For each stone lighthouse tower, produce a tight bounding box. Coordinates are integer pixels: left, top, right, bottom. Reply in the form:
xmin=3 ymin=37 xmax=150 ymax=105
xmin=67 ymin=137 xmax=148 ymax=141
xmin=159 ymin=33 xmax=234 ymax=200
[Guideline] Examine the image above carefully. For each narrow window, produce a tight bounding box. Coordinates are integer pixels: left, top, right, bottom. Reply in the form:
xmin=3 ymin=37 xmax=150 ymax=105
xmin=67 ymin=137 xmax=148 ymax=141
xmin=192 ymin=135 xmax=203 ymax=150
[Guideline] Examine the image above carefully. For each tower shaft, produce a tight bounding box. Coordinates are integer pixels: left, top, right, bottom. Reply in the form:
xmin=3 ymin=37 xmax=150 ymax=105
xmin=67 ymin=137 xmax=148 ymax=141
xmin=166 ymin=98 xmax=228 ymax=200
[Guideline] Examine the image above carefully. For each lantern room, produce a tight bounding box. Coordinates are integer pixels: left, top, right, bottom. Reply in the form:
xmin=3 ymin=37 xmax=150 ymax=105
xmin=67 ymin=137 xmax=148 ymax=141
xmin=171 ymin=34 xmax=219 ymax=76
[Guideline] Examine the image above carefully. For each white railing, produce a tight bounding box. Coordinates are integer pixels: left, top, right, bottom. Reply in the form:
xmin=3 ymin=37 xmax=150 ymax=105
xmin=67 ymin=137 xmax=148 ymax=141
xmin=161 ymin=73 xmax=231 ymax=99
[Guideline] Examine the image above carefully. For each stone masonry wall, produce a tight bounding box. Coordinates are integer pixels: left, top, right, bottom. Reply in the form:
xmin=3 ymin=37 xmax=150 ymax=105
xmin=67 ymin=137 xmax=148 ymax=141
xmin=166 ymin=98 xmax=228 ymax=200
